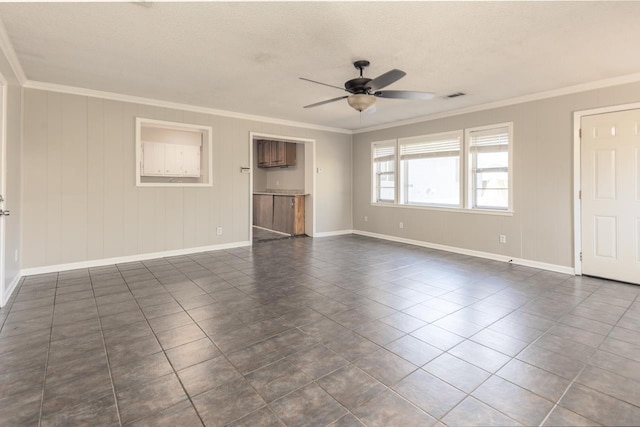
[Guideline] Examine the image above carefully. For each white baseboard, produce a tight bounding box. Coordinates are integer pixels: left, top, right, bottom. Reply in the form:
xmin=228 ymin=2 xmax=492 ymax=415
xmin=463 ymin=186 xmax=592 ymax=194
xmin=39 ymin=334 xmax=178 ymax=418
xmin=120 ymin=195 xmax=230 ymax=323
xmin=352 ymin=230 xmax=575 ymax=275
xmin=313 ymin=229 xmax=354 ymax=238
xmin=20 ymin=241 xmax=252 ymax=277
xmin=1 ymin=273 xmax=22 ymax=307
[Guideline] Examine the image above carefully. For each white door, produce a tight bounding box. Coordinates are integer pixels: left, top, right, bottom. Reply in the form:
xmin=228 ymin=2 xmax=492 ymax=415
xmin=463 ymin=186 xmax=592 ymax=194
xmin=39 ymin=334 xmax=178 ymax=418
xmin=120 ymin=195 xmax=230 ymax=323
xmin=581 ymin=109 xmax=640 ymax=284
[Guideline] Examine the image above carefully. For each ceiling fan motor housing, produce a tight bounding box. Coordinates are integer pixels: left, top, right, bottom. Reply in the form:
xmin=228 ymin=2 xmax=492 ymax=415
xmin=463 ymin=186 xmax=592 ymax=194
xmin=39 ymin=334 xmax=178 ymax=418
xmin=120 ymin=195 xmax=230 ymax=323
xmin=345 ymin=77 xmax=372 ymax=94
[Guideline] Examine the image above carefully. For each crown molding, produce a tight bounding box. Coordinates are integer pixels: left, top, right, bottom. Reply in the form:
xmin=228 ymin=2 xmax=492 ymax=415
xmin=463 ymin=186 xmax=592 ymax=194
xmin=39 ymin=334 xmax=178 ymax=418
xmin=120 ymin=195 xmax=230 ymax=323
xmin=17 ymin=70 xmax=640 ymax=137
xmin=23 ymin=80 xmax=353 ymax=135
xmin=353 ymin=72 xmax=640 ymax=134
xmin=0 ymin=18 xmax=26 ymax=85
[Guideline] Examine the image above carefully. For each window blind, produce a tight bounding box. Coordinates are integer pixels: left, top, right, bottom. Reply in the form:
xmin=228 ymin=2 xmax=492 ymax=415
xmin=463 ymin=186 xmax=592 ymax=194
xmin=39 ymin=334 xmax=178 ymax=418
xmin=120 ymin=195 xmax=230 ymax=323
xmin=373 ymin=143 xmax=395 ymax=163
xmin=469 ymin=126 xmax=509 ymax=153
xmin=399 ymin=133 xmax=461 ymax=160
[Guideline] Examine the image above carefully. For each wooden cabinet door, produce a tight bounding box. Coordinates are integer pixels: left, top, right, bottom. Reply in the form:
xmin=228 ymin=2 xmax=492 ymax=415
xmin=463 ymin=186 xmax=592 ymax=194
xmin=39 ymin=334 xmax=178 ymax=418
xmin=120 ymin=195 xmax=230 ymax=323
xmin=270 ymin=141 xmax=286 ymax=166
xmin=272 ymin=196 xmax=294 ymax=234
xmin=292 ymin=196 xmax=305 ymax=235
xmin=257 ymin=140 xmax=270 ymax=166
xmin=253 ymin=195 xmax=273 ymax=229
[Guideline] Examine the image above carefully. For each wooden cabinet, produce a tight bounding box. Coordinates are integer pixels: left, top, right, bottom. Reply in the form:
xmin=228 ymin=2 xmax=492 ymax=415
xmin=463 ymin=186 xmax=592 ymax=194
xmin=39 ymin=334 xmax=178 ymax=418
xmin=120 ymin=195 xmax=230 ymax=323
xmin=253 ymin=194 xmax=305 ymax=235
xmin=257 ymin=140 xmax=270 ymax=167
xmin=256 ymin=140 xmax=296 ymax=168
xmin=141 ymin=142 xmax=165 ymax=176
xmin=141 ymin=141 xmax=201 ymax=178
xmin=272 ymin=195 xmax=305 ymax=235
xmin=253 ymin=194 xmax=273 ymax=230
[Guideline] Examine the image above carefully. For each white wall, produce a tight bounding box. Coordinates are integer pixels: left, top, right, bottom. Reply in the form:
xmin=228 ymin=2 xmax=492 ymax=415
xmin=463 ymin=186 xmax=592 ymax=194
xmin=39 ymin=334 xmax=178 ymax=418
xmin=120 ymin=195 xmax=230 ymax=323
xmin=353 ymin=81 xmax=640 ymax=270
xmin=21 ymin=88 xmax=352 ymax=269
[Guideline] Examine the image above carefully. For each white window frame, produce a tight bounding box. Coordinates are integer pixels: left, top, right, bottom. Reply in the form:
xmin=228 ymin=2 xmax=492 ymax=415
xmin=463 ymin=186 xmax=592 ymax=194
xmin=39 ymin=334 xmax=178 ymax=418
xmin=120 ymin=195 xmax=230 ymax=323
xmin=465 ymin=122 xmax=513 ymax=212
xmin=398 ymin=130 xmax=463 ymax=208
xmin=371 ymin=139 xmax=398 ymax=204
xmin=370 ymin=123 xmax=514 ymax=215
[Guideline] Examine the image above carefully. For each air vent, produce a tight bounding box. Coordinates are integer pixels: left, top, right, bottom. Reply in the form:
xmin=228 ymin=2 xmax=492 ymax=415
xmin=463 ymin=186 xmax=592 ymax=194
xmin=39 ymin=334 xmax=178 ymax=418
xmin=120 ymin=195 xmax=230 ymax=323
xmin=446 ymin=92 xmax=466 ymax=98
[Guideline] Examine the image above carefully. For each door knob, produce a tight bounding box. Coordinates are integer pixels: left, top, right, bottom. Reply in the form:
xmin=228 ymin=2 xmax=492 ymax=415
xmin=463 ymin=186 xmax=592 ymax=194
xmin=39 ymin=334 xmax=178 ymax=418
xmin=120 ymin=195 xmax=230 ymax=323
xmin=0 ymin=210 xmax=10 ymax=216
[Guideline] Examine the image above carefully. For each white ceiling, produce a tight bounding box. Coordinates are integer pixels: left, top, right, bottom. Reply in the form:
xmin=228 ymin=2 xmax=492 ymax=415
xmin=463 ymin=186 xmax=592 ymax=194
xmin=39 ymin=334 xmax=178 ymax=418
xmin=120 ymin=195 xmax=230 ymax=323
xmin=1 ymin=2 xmax=640 ymax=131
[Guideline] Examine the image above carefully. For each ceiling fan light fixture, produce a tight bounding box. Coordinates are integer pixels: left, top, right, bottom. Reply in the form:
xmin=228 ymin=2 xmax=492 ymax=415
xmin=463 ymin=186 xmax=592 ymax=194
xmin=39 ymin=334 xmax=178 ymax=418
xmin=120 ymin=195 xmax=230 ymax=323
xmin=347 ymin=94 xmax=376 ymax=112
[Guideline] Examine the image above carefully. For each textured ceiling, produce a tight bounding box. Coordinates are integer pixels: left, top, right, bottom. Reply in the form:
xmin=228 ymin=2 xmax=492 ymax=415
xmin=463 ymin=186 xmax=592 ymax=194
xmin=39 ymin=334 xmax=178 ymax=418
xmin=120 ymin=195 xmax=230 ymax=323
xmin=1 ymin=2 xmax=640 ymax=130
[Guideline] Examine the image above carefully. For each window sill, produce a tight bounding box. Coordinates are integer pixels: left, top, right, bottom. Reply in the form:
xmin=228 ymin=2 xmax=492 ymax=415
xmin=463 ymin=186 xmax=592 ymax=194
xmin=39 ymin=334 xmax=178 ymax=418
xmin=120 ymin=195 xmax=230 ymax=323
xmin=370 ymin=202 xmax=514 ymax=216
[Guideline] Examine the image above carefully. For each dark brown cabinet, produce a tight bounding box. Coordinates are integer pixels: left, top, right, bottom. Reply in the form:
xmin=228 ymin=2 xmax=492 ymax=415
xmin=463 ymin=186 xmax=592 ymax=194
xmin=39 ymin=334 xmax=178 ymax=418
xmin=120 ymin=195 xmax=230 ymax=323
xmin=272 ymin=195 xmax=305 ymax=235
xmin=256 ymin=140 xmax=296 ymax=168
xmin=253 ymin=194 xmax=273 ymax=229
xmin=253 ymin=194 xmax=305 ymax=236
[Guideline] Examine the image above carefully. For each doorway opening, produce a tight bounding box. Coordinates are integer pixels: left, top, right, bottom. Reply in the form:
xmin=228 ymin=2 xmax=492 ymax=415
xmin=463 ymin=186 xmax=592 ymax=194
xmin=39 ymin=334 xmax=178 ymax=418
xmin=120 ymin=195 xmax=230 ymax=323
xmin=248 ymin=132 xmax=316 ymax=244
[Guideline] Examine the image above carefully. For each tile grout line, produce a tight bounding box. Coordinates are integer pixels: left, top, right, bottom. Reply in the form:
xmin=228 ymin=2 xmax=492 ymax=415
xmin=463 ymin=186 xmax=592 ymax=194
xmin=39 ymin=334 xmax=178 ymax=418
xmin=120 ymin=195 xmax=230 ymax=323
xmin=36 ymin=272 xmax=58 ymax=427
xmin=88 ymin=269 xmax=124 ymax=426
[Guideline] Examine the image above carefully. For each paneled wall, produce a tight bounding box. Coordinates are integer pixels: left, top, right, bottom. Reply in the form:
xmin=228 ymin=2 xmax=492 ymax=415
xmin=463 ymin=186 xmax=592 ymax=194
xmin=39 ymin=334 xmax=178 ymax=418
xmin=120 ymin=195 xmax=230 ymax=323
xmin=22 ymin=88 xmax=352 ymax=269
xmin=353 ymin=81 xmax=640 ymax=269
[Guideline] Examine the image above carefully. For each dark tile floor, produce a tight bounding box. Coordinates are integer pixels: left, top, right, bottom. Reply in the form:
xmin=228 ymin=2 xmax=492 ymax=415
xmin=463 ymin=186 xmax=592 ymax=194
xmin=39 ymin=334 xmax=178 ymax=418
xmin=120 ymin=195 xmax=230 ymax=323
xmin=252 ymin=226 xmax=294 ymax=243
xmin=0 ymin=235 xmax=639 ymax=426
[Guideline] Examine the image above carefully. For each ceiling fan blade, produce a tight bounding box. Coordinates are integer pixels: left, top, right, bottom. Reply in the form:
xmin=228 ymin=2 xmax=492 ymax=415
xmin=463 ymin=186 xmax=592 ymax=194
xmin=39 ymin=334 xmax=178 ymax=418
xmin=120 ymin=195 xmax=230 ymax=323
xmin=374 ymin=90 xmax=435 ymax=100
xmin=299 ymin=77 xmax=345 ymax=91
xmin=303 ymin=96 xmax=349 ymax=109
xmin=367 ymin=69 xmax=406 ymax=91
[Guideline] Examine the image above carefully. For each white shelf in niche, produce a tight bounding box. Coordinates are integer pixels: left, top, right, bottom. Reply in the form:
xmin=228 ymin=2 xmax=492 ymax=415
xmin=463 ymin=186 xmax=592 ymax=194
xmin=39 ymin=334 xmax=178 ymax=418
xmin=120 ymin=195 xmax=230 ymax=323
xmin=135 ymin=117 xmax=213 ymax=187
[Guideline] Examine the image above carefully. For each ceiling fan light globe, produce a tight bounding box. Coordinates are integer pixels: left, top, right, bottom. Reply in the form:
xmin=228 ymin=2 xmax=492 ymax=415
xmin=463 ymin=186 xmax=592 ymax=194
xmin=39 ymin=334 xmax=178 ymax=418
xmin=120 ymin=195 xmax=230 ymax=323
xmin=347 ymin=94 xmax=376 ymax=112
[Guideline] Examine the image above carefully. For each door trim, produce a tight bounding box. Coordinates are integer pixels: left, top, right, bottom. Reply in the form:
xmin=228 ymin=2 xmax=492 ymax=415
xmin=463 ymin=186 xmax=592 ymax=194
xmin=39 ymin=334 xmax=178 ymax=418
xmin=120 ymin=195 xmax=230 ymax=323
xmin=0 ymin=72 xmax=7 ymax=306
xmin=248 ymin=132 xmax=316 ymax=242
xmin=573 ymin=102 xmax=640 ymax=275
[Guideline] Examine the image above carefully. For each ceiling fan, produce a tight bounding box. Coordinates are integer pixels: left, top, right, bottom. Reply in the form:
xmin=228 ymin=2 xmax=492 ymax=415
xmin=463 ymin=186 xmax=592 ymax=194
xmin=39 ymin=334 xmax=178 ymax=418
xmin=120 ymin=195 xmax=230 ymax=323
xmin=300 ymin=60 xmax=434 ymax=112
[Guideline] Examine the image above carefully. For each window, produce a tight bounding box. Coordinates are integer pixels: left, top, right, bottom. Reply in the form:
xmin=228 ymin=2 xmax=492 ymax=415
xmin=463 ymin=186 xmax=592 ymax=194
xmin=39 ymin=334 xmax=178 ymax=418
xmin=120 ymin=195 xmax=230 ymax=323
xmin=136 ymin=118 xmax=213 ymax=187
xmin=466 ymin=124 xmax=511 ymax=210
xmin=372 ymin=141 xmax=396 ymax=203
xmin=399 ymin=131 xmax=462 ymax=207
xmin=371 ymin=123 xmax=512 ymax=213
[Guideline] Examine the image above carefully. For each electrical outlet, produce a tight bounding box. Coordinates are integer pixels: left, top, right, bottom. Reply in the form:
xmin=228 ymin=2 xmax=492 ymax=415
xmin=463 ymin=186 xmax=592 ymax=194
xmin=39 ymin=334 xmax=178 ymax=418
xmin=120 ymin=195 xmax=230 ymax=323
xmin=499 ymin=234 xmax=506 ymax=244
xmin=364 ymin=216 xmax=368 ymax=222
xmin=14 ymin=249 xmax=18 ymax=262
xmin=216 ymin=227 xmax=223 ymax=235
xmin=399 ymin=222 xmax=404 ymax=229
xmin=276 ymin=180 xmax=279 ymax=186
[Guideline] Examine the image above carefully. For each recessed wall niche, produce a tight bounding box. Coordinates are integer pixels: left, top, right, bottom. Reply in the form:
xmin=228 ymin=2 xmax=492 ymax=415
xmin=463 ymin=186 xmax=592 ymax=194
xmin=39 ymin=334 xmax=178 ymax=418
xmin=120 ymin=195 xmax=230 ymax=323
xmin=135 ymin=117 xmax=213 ymax=187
